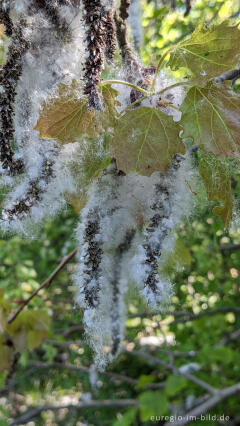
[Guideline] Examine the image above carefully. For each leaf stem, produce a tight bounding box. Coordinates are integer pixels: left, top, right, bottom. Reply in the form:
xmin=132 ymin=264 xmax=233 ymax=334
xmin=151 ymin=45 xmax=177 ymax=90
xmin=155 ymin=81 xmax=189 ymax=96
xmin=101 ymin=80 xmax=150 ymax=95
xmin=121 ymin=81 xmax=188 ymax=114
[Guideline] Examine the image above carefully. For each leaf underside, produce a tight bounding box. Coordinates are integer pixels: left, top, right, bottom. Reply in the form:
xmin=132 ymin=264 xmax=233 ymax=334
xmin=111 ymin=106 xmax=185 ymax=176
xmin=180 ymin=82 xmax=240 ymax=158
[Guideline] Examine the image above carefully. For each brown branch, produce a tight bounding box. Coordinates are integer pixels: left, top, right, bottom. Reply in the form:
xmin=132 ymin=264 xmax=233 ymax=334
xmin=164 ymin=383 xmax=240 ymax=426
xmin=8 ymin=248 xmax=77 ymax=324
xmin=220 ymin=243 xmax=240 ymax=253
xmin=9 ymin=399 xmax=138 ymax=425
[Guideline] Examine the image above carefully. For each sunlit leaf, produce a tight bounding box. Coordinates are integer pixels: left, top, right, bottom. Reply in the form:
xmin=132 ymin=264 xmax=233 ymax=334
xmin=35 ymin=82 xmax=120 ymax=144
xmin=180 ymin=82 xmax=240 ymax=158
xmin=168 ymin=21 xmax=240 ymax=84
xmin=111 ymin=106 xmax=185 ymax=176
xmin=199 ymin=155 xmax=233 ymax=226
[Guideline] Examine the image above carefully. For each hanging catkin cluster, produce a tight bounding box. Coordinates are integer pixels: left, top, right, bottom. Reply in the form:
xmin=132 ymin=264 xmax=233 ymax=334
xmin=0 ymin=0 xmax=198 ymax=368
xmin=0 ymin=0 xmax=83 ymax=232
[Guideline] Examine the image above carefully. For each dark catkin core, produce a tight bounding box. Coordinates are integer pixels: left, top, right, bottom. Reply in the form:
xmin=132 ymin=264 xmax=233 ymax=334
xmin=31 ymin=0 xmax=72 ymax=40
xmin=102 ymin=6 xmax=116 ymax=64
xmin=82 ymin=208 xmax=103 ymax=308
xmin=111 ymin=228 xmax=135 ymax=356
xmin=143 ymin=183 xmax=169 ymax=294
xmin=0 ymin=15 xmax=28 ymax=175
xmin=2 ymin=156 xmax=55 ymax=221
xmin=142 ymin=155 xmax=183 ymax=296
xmin=82 ymin=0 xmax=105 ymax=110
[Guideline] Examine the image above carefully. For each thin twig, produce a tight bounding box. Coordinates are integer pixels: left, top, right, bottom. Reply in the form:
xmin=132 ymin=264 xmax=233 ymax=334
xmin=8 ymin=248 xmax=77 ymax=324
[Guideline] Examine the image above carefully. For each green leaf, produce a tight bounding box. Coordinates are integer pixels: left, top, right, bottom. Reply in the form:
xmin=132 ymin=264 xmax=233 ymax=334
xmin=137 ymin=374 xmax=155 ymax=389
xmin=162 ymin=239 xmax=192 ymax=273
xmin=168 ymin=21 xmax=240 ymax=84
xmin=113 ymin=408 xmax=137 ymax=426
xmin=35 ymin=82 xmax=120 ymax=144
xmin=199 ymin=155 xmax=232 ymax=226
xmin=165 ymin=374 xmax=188 ymax=396
xmin=180 ymin=82 xmax=240 ymax=158
xmin=111 ymin=106 xmax=185 ymax=176
xmin=139 ymin=391 xmax=168 ymax=421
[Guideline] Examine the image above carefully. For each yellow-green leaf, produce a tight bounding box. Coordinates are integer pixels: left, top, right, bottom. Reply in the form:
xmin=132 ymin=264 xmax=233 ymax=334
xmin=111 ymin=106 xmax=185 ymax=176
xmin=168 ymin=21 xmax=240 ymax=84
xmin=199 ymin=155 xmax=233 ymax=226
xmin=180 ymin=82 xmax=240 ymax=158
xmin=35 ymin=82 xmax=120 ymax=144
xmin=0 ymin=341 xmax=12 ymax=373
xmin=6 ymin=310 xmax=50 ymax=351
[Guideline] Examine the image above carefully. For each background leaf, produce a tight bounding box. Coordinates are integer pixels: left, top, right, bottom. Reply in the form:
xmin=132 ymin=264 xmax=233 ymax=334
xmin=199 ymin=155 xmax=233 ymax=226
xmin=165 ymin=374 xmax=188 ymax=396
xmin=139 ymin=391 xmax=168 ymax=421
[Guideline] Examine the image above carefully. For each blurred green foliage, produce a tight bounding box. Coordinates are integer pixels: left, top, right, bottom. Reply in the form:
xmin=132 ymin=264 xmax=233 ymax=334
xmin=1 ymin=1 xmax=240 ymax=425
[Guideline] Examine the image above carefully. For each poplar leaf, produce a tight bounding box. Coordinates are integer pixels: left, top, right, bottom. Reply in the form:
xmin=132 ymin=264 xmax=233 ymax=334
xmin=180 ymin=82 xmax=240 ymax=158
xmin=199 ymin=155 xmax=232 ymax=226
xmin=35 ymin=83 xmax=120 ymax=144
xmin=111 ymin=106 xmax=185 ymax=176
xmin=168 ymin=21 xmax=240 ymax=84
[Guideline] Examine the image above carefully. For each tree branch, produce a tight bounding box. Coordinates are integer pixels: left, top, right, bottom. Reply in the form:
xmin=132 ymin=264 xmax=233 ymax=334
xmin=164 ymin=383 xmax=240 ymax=426
xmin=220 ymin=243 xmax=240 ymax=253
xmin=9 ymin=399 xmax=138 ymax=425
xmin=8 ymin=248 xmax=77 ymax=324
xmin=184 ymin=0 xmax=192 ymax=17
xmin=129 ymin=307 xmax=240 ymax=323
xmin=28 ymin=361 xmax=139 ymax=386
xmin=125 ymin=349 xmax=217 ymax=395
